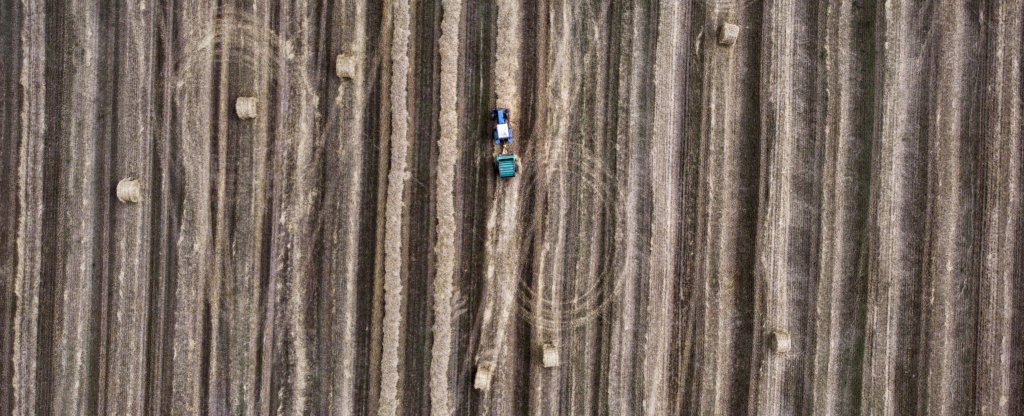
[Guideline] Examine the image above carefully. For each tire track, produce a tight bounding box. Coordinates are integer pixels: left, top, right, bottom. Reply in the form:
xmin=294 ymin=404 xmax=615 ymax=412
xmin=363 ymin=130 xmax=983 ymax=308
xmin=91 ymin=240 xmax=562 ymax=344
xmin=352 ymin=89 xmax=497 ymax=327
xmin=220 ymin=5 xmax=272 ymax=415
xmin=171 ymin=4 xmax=322 ymax=414
xmin=448 ymin=0 xmax=493 ymax=410
xmin=270 ymin=2 xmax=323 ymax=413
xmin=474 ymin=0 xmax=523 ymax=403
xmin=402 ymin=0 xmax=443 ymax=409
xmin=671 ymin=11 xmax=705 ymax=410
xmin=45 ymin=2 xmax=105 ymax=413
xmin=206 ymin=9 xmax=234 ymax=415
xmin=606 ymin=2 xmax=654 ymax=413
xmin=570 ymin=2 xmax=615 ymax=414
xmin=528 ymin=0 xmax=572 ymax=411
xmin=0 ymin=1 xmax=26 ymax=413
xmin=749 ymin=0 xmax=802 ymax=414
xmin=321 ymin=0 xmax=369 ymax=412
xmin=860 ymin=1 xmax=930 ymax=414
xmin=920 ymin=2 xmax=978 ymax=414
xmin=13 ymin=0 xmax=46 ymax=414
xmin=644 ymin=0 xmax=685 ymax=412
xmin=171 ymin=1 xmax=217 ymax=413
xmin=104 ymin=1 xmax=155 ymax=414
xmin=693 ymin=1 xmax=761 ymax=414
xmin=144 ymin=5 xmax=179 ymax=413
xmin=809 ymin=1 xmax=876 ymax=414
xmin=976 ymin=2 xmax=1022 ymax=414
xmin=555 ymin=3 xmax=620 ymax=413
xmin=5 ymin=1 xmax=1022 ymax=414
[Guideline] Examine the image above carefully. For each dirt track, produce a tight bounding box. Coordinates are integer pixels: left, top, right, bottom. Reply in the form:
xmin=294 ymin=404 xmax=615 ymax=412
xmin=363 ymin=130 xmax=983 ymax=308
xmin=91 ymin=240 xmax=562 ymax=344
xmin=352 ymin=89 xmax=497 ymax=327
xmin=1 ymin=0 xmax=1023 ymax=415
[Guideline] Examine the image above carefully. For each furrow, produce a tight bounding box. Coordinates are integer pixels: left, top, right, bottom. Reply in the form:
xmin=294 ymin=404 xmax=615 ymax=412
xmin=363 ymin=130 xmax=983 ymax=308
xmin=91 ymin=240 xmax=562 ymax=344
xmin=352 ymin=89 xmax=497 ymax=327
xmin=49 ymin=2 xmax=104 ymax=414
xmin=0 ymin=1 xmax=25 ymax=413
xmin=750 ymin=0 xmax=822 ymax=413
xmin=975 ymin=1 xmax=1022 ymax=414
xmin=221 ymin=4 xmax=273 ymax=415
xmin=171 ymin=1 xmax=217 ymax=413
xmin=809 ymin=0 xmax=876 ymax=414
xmin=474 ymin=0 xmax=523 ymax=408
xmin=206 ymin=8 xmax=234 ymax=415
xmin=528 ymin=0 xmax=572 ymax=414
xmin=693 ymin=1 xmax=761 ymax=414
xmin=317 ymin=0 xmax=370 ymax=413
xmin=104 ymin=1 xmax=156 ymax=414
xmin=275 ymin=2 xmax=320 ymax=412
xmin=643 ymin=0 xmax=685 ymax=412
xmin=920 ymin=2 xmax=980 ymax=415
xmin=13 ymin=0 xmax=46 ymax=414
xmin=860 ymin=0 xmax=930 ymax=413
xmin=564 ymin=1 xmax=615 ymax=414
xmin=605 ymin=2 xmax=652 ymax=414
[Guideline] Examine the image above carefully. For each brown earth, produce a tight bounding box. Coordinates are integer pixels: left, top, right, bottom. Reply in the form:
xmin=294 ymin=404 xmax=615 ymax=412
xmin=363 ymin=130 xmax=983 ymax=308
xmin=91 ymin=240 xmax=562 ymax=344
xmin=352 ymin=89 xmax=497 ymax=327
xmin=1 ymin=0 xmax=1022 ymax=415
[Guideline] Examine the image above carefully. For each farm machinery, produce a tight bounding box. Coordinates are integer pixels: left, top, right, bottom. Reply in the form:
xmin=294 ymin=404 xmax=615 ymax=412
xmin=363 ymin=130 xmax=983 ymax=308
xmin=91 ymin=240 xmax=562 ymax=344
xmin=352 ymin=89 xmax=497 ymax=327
xmin=490 ymin=108 xmax=519 ymax=178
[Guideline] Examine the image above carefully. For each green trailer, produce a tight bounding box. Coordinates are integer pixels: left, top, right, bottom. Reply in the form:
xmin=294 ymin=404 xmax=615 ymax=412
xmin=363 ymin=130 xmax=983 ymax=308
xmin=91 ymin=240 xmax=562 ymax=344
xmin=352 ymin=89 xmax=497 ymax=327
xmin=495 ymin=154 xmax=517 ymax=178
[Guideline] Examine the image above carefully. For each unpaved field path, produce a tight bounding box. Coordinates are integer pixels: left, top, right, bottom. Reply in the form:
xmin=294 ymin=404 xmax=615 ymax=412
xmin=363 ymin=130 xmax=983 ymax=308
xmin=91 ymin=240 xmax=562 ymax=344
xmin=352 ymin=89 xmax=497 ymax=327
xmin=1 ymin=1 xmax=1022 ymax=415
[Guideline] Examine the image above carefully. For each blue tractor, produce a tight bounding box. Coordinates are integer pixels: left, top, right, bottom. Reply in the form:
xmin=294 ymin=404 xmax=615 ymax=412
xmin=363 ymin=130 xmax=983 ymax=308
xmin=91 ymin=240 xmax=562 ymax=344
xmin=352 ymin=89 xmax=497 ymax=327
xmin=490 ymin=108 xmax=518 ymax=178
xmin=491 ymin=108 xmax=513 ymax=145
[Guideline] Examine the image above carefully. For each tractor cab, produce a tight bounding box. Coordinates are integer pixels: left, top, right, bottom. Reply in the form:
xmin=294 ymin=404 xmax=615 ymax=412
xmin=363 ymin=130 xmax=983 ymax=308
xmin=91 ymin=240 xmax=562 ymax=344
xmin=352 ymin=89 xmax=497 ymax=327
xmin=491 ymin=108 xmax=513 ymax=145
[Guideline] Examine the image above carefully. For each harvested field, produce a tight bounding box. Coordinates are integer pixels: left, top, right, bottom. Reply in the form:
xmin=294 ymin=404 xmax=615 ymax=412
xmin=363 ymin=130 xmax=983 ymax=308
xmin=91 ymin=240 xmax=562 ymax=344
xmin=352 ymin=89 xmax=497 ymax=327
xmin=1 ymin=0 xmax=1022 ymax=415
